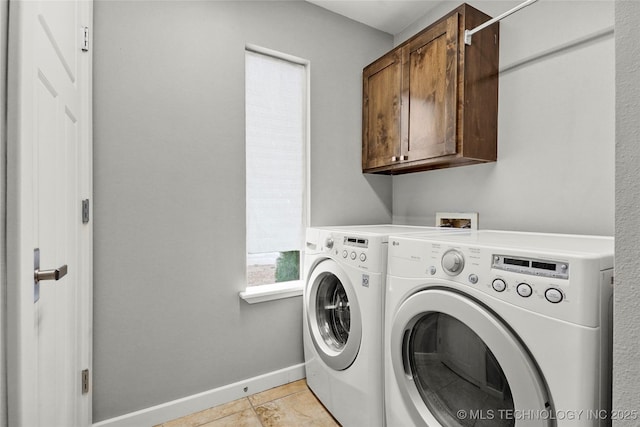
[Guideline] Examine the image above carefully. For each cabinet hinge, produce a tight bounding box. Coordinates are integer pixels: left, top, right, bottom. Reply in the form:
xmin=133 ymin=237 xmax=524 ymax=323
xmin=82 ymin=27 xmax=89 ymax=52
xmin=81 ymin=369 xmax=90 ymax=394
xmin=82 ymin=199 xmax=90 ymax=224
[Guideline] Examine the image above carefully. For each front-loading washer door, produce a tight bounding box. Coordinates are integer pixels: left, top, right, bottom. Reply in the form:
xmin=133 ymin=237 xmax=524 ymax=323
xmin=306 ymin=259 xmax=362 ymax=371
xmin=391 ymin=288 xmax=551 ymax=427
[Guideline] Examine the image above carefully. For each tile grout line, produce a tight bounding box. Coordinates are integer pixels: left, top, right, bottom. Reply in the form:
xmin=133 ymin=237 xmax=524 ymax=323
xmin=187 ymin=396 xmax=256 ymax=427
xmin=163 ymin=381 xmax=312 ymax=427
xmin=248 ymin=381 xmax=310 ymax=427
xmin=246 ymin=396 xmax=266 ymax=427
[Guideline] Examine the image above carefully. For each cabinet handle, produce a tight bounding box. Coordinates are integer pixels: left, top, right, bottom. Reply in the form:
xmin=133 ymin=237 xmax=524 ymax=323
xmin=391 ymin=156 xmax=408 ymax=162
xmin=391 ymin=156 xmax=397 ymax=162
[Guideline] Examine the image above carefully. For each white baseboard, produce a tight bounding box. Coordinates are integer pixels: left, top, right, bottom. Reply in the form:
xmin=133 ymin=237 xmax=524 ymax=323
xmin=92 ymin=363 xmax=306 ymax=427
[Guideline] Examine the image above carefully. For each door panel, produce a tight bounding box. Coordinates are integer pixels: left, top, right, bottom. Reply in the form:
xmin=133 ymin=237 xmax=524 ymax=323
xmin=7 ymin=0 xmax=92 ymax=425
xmin=306 ymin=259 xmax=362 ymax=371
xmin=405 ymin=14 xmax=458 ymax=161
xmin=408 ymin=34 xmax=448 ymax=155
xmin=408 ymin=312 xmax=514 ymax=427
xmin=390 ymin=289 xmax=550 ymax=427
xmin=363 ymin=51 xmax=402 ymax=170
xmin=38 ymin=1 xmax=78 ymax=81
xmin=35 ymin=65 xmax=79 ymax=426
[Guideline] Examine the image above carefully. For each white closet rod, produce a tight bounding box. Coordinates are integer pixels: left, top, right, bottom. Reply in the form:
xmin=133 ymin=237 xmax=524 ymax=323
xmin=464 ymin=0 xmax=540 ymax=45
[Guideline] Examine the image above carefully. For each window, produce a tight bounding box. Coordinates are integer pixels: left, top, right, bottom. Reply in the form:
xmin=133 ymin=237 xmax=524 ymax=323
xmin=245 ymin=47 xmax=308 ymax=289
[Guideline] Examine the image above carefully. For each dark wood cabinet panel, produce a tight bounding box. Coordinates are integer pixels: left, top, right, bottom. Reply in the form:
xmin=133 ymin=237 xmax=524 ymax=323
xmin=362 ymin=50 xmax=402 ymax=170
xmin=362 ymin=4 xmax=499 ymax=174
xmin=405 ymin=14 xmax=458 ymax=162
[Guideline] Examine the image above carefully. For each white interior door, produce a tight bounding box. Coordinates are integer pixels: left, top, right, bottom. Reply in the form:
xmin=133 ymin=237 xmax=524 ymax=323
xmin=7 ymin=0 xmax=92 ymax=426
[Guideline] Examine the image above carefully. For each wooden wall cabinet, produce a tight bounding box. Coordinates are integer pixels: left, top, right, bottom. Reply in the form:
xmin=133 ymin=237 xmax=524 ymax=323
xmin=362 ymin=4 xmax=499 ymax=174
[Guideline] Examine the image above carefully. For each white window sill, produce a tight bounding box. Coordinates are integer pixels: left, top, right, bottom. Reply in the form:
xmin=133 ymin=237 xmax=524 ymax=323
xmin=239 ymin=280 xmax=303 ymax=304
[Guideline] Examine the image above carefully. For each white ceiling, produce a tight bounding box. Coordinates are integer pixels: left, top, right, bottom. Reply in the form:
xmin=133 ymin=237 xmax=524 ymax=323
xmin=305 ymin=1 xmax=444 ymax=34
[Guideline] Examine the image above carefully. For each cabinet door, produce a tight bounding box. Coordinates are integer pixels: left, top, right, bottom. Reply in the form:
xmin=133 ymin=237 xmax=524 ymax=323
xmin=404 ymin=14 xmax=459 ymax=161
xmin=363 ymin=50 xmax=402 ymax=171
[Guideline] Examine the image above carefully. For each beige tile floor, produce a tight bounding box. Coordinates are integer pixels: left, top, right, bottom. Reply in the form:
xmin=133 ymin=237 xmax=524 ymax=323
xmin=155 ymin=379 xmax=341 ymax=427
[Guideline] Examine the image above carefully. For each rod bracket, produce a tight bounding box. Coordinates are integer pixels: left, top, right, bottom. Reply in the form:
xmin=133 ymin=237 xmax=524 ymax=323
xmin=464 ymin=0 xmax=539 ymax=46
xmin=464 ymin=30 xmax=473 ymax=46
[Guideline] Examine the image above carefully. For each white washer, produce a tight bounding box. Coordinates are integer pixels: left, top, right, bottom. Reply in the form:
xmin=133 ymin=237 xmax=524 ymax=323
xmin=385 ymin=230 xmax=613 ymax=427
xmin=304 ymin=225 xmax=458 ymax=426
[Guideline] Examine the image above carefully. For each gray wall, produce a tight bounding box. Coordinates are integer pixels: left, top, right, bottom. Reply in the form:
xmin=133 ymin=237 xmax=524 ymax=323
xmin=391 ymin=1 xmax=614 ymax=236
xmin=93 ymin=1 xmax=392 ymax=421
xmin=613 ymin=1 xmax=640 ymax=420
xmin=0 ymin=1 xmax=7 ymax=425
xmin=94 ymin=0 xmax=637 ymax=422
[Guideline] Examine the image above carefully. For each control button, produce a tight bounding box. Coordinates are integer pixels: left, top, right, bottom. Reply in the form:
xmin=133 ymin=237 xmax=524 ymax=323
xmin=360 ymin=253 xmax=367 ymax=262
xmin=350 ymin=252 xmax=357 ymax=260
xmin=545 ymin=288 xmax=563 ymax=304
xmin=325 ymin=238 xmax=334 ymax=250
xmin=428 ymin=266 xmax=437 ymax=275
xmin=442 ymin=249 xmax=465 ymax=276
xmin=560 ymin=264 xmax=568 ymax=271
xmin=468 ymin=274 xmax=478 ymax=284
xmin=342 ymin=250 xmax=348 ymax=259
xmin=492 ymin=279 xmax=507 ymax=292
xmin=517 ymin=283 xmax=533 ymax=297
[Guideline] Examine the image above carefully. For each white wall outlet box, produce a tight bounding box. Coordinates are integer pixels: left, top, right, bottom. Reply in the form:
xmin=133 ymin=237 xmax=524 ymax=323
xmin=435 ymin=212 xmax=478 ymax=229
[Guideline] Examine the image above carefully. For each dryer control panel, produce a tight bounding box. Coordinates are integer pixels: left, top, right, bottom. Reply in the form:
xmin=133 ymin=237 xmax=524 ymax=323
xmin=492 ymin=255 xmax=569 ymax=279
xmin=387 ymin=233 xmax=613 ymax=328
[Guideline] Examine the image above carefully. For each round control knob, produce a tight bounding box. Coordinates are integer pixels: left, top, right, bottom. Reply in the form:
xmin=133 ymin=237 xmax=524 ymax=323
xmin=545 ymin=288 xmax=563 ymax=304
xmin=468 ymin=274 xmax=478 ymax=284
xmin=360 ymin=253 xmax=367 ymax=262
xmin=517 ymin=283 xmax=533 ymax=298
xmin=325 ymin=238 xmax=334 ymax=250
xmin=350 ymin=252 xmax=356 ymax=260
xmin=442 ymin=249 xmax=465 ymax=276
xmin=492 ymin=279 xmax=507 ymax=292
xmin=342 ymin=250 xmax=348 ymax=259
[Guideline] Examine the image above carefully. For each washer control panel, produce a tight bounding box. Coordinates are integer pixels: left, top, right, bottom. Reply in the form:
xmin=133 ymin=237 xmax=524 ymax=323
xmin=318 ymin=232 xmax=385 ymax=274
xmin=343 ymin=236 xmax=368 ymax=248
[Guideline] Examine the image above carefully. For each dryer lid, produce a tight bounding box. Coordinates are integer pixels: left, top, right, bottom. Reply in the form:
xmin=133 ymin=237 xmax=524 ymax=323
xmin=390 ymin=289 xmax=552 ymax=426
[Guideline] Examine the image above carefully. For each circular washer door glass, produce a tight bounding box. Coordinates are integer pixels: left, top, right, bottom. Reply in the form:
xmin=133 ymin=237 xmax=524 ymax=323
xmin=306 ymin=259 xmax=362 ymax=371
xmin=408 ymin=312 xmax=515 ymax=426
xmin=315 ymin=273 xmax=350 ymax=350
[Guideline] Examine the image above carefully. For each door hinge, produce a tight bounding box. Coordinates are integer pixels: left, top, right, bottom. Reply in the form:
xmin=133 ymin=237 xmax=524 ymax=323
xmin=82 ymin=27 xmax=89 ymax=52
xmin=82 ymin=199 xmax=90 ymax=224
xmin=82 ymin=369 xmax=90 ymax=394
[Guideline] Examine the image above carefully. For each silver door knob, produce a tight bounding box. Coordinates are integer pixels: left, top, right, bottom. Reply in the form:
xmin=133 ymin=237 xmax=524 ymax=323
xmin=34 ymin=265 xmax=68 ymax=283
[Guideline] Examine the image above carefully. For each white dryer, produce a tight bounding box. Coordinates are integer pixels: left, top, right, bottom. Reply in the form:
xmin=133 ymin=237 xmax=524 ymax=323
xmin=304 ymin=225 xmax=454 ymax=426
xmin=385 ymin=230 xmax=613 ymax=427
